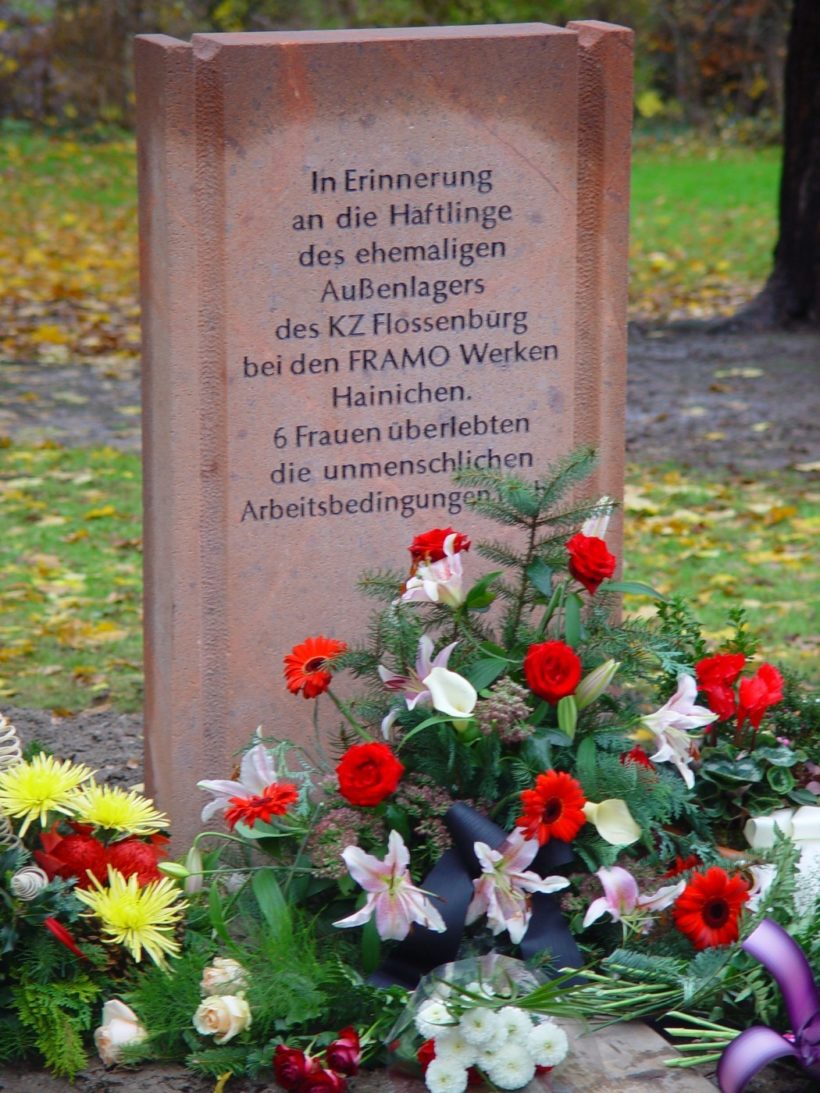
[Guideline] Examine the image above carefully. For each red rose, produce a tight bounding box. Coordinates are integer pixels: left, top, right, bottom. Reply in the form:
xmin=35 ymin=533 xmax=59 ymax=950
xmin=325 ymin=1028 xmax=361 ymax=1076
xmin=299 ymin=1069 xmax=346 ymax=1093
xmin=523 ymin=641 xmax=582 ymax=704
xmin=336 ymin=742 xmax=404 ymax=807
xmin=107 ymin=837 xmax=167 ymax=886
xmin=274 ymin=1045 xmax=317 ymax=1091
xmin=35 ymin=830 xmax=108 ymax=889
xmin=696 ymin=653 xmax=746 ymax=721
xmin=565 ymin=532 xmax=616 ymax=595
xmin=409 ymin=528 xmax=471 ymax=564
xmin=737 ymin=664 xmax=784 ymax=731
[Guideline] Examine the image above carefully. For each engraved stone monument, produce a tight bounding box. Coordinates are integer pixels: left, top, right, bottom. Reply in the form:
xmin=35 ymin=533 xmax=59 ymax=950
xmin=136 ymin=22 xmax=633 ymax=843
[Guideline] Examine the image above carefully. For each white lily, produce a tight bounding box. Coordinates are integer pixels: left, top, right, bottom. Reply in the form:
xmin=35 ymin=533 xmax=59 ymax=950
xmin=583 ymin=799 xmax=642 ymax=846
xmin=581 ymin=496 xmax=614 ymax=540
xmin=197 ymin=740 xmax=280 ymax=822
xmin=333 ymin=830 xmax=446 ymax=941
xmin=423 ymin=666 xmax=478 ymax=720
xmin=639 ymin=674 xmax=717 ymax=788
xmin=466 ymin=829 xmax=569 ymax=944
xmin=401 ymin=533 xmax=466 ymax=608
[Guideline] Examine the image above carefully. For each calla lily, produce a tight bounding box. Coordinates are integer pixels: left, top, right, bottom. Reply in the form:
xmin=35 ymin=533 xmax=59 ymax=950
xmin=583 ymin=799 xmax=642 ymax=846
xmin=333 ymin=830 xmax=446 ymax=941
xmin=401 ymin=533 xmax=466 ymax=608
xmin=423 ymin=666 xmax=478 ymax=720
xmin=378 ymin=637 xmax=458 ymax=738
xmin=466 ymin=829 xmax=569 ymax=944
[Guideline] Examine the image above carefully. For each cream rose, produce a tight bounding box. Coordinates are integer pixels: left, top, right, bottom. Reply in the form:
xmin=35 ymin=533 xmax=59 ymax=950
xmin=193 ymin=995 xmax=251 ymax=1044
xmin=94 ymin=1000 xmax=147 ymax=1066
xmin=200 ymin=956 xmax=249 ymax=995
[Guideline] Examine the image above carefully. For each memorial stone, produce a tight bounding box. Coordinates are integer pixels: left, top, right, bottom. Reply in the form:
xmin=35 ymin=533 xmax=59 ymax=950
xmin=136 ymin=22 xmax=633 ymax=844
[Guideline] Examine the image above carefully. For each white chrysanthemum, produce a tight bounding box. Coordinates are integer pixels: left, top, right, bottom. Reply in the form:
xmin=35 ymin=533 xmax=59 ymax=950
xmin=416 ymin=998 xmax=455 ymax=1039
xmin=433 ymin=1029 xmax=478 ymax=1068
xmin=477 ymin=1039 xmax=507 ymax=1071
xmin=497 ymin=1006 xmax=534 ymax=1042
xmin=527 ymin=1019 xmax=569 ymax=1067
xmin=486 ymin=1042 xmax=537 ymax=1090
xmin=425 ymin=1055 xmax=469 ymax=1093
xmin=459 ymin=1005 xmax=503 ymax=1047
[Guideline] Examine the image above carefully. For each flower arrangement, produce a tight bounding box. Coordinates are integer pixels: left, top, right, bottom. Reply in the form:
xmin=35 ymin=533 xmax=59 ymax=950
xmin=1 ymin=454 xmax=817 ymax=1089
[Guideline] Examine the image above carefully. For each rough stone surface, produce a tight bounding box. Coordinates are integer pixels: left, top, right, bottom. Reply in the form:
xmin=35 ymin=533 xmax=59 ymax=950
xmin=135 ymin=22 xmax=633 ymax=848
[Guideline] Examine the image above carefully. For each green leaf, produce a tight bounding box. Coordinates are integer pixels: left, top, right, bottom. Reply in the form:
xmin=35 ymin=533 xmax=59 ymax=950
xmin=557 ymin=695 xmax=577 ymax=741
xmin=601 ymin=580 xmax=665 ymax=599
xmin=789 ymin=787 xmax=820 ymax=805
xmin=397 ymin=713 xmax=451 ymax=750
xmin=361 ymin=913 xmax=381 ymax=974
xmin=754 ymin=746 xmax=799 ymax=767
xmin=465 ymin=571 xmax=502 ymax=610
xmin=467 ymin=657 xmax=507 ymax=691
xmin=526 ymin=559 xmax=554 ymax=597
xmin=519 ymin=734 xmax=552 ymax=772
xmin=766 ymin=766 xmax=795 ymax=794
xmin=576 ymin=736 xmax=598 ymax=793
xmin=564 ymin=592 xmax=582 ymax=647
xmin=251 ymin=867 xmax=291 ymax=939
xmin=208 ymin=883 xmax=231 ymax=943
xmin=702 ymin=757 xmax=763 ymax=784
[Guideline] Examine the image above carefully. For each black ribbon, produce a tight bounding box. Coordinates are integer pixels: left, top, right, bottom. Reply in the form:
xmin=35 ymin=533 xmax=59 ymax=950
xmin=369 ymin=802 xmax=582 ymax=990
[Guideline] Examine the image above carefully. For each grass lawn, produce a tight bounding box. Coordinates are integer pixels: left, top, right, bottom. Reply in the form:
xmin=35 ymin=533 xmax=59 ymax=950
xmin=0 ymin=444 xmax=815 ymax=712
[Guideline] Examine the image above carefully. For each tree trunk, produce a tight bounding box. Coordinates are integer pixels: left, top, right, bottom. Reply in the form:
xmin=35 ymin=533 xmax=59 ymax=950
xmin=750 ymin=0 xmax=820 ymax=324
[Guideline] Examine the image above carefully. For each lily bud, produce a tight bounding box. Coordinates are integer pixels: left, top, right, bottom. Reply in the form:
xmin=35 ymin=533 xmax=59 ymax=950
xmin=158 ymin=861 xmax=190 ymax=883
xmin=575 ymin=660 xmax=619 ymax=711
xmin=184 ymin=846 xmax=205 ymax=894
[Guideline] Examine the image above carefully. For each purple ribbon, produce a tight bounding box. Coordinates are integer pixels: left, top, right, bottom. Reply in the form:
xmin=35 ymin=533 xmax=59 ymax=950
xmin=717 ymin=918 xmax=820 ymax=1092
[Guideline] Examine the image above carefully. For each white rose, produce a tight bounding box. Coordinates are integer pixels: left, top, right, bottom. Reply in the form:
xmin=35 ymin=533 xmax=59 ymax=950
xmin=94 ymin=1000 xmax=147 ymax=1066
xmin=193 ymin=995 xmax=251 ymax=1044
xmin=200 ymin=956 xmax=249 ymax=995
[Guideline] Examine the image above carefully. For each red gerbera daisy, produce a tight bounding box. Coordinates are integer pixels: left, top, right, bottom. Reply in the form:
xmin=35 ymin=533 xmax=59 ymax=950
xmin=224 ymin=781 xmax=299 ymax=830
xmin=673 ymin=866 xmax=749 ymax=950
xmin=515 ymin=770 xmax=587 ymax=845
xmin=284 ymin=636 xmax=347 ymax=698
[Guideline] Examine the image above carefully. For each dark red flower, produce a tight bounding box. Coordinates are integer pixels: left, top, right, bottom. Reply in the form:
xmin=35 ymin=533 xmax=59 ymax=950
xmin=663 ymin=854 xmax=701 ymax=878
xmin=44 ymin=916 xmax=87 ymax=959
xmin=565 ymin=532 xmax=616 ymax=595
xmin=673 ymin=867 xmax=749 ymax=950
xmin=409 ymin=528 xmax=470 ymax=565
xmin=325 ymin=1027 xmax=361 ymax=1076
xmin=274 ymin=1045 xmax=317 ymax=1090
xmin=107 ymin=837 xmax=167 ymax=886
xmin=299 ymin=1069 xmax=346 ymax=1092
xmin=336 ymin=742 xmax=404 ymax=807
xmin=284 ymin=636 xmax=347 ymax=699
xmin=516 ymin=770 xmax=587 ymax=845
xmin=224 ymin=782 xmax=299 ymax=830
xmin=417 ymin=1039 xmax=436 ymax=1074
xmin=737 ymin=664 xmax=784 ymax=731
xmin=523 ymin=641 xmax=582 ymax=704
xmin=35 ymin=830 xmax=108 ymax=889
xmin=619 ymin=746 xmax=654 ymax=769
xmin=696 ymin=653 xmax=746 ymax=721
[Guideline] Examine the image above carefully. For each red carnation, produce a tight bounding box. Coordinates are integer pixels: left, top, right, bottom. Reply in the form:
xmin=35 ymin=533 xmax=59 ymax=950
xmin=696 ymin=653 xmax=746 ymax=721
xmin=619 ymin=745 xmax=654 ymax=770
xmin=673 ymin=867 xmax=749 ymax=950
xmin=284 ymin=636 xmax=347 ymax=699
xmin=336 ymin=742 xmax=404 ymax=807
xmin=737 ymin=664 xmax=784 ymax=731
xmin=107 ymin=836 xmax=168 ymax=886
xmin=35 ymin=830 xmax=108 ymax=889
xmin=523 ymin=641 xmax=582 ymax=704
xmin=516 ymin=769 xmax=587 ymax=845
xmin=409 ymin=527 xmax=470 ymax=565
xmin=273 ymin=1045 xmax=318 ymax=1090
xmin=565 ymin=532 xmax=616 ymax=595
xmin=325 ymin=1027 xmax=361 ymax=1076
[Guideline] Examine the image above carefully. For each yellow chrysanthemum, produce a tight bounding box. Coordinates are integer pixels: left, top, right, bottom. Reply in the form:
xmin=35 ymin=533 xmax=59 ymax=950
xmin=71 ymin=782 xmax=168 ymax=836
xmin=0 ymin=754 xmax=94 ymax=835
xmin=75 ymin=867 xmax=185 ymax=966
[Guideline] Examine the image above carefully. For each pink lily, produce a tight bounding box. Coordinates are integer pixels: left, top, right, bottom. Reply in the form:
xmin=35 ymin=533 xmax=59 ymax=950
xmin=582 ymin=865 xmax=684 ymax=929
xmin=466 ymin=829 xmax=569 ymax=944
xmin=401 ymin=533 xmax=466 ymax=608
xmin=640 ymin=674 xmax=718 ymax=788
xmin=333 ymin=830 xmax=446 ymax=941
xmin=197 ymin=741 xmax=282 ymax=822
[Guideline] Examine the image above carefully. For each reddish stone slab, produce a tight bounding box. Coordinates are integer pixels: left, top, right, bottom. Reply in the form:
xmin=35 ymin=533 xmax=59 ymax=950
xmin=135 ymin=23 xmax=633 ymax=847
